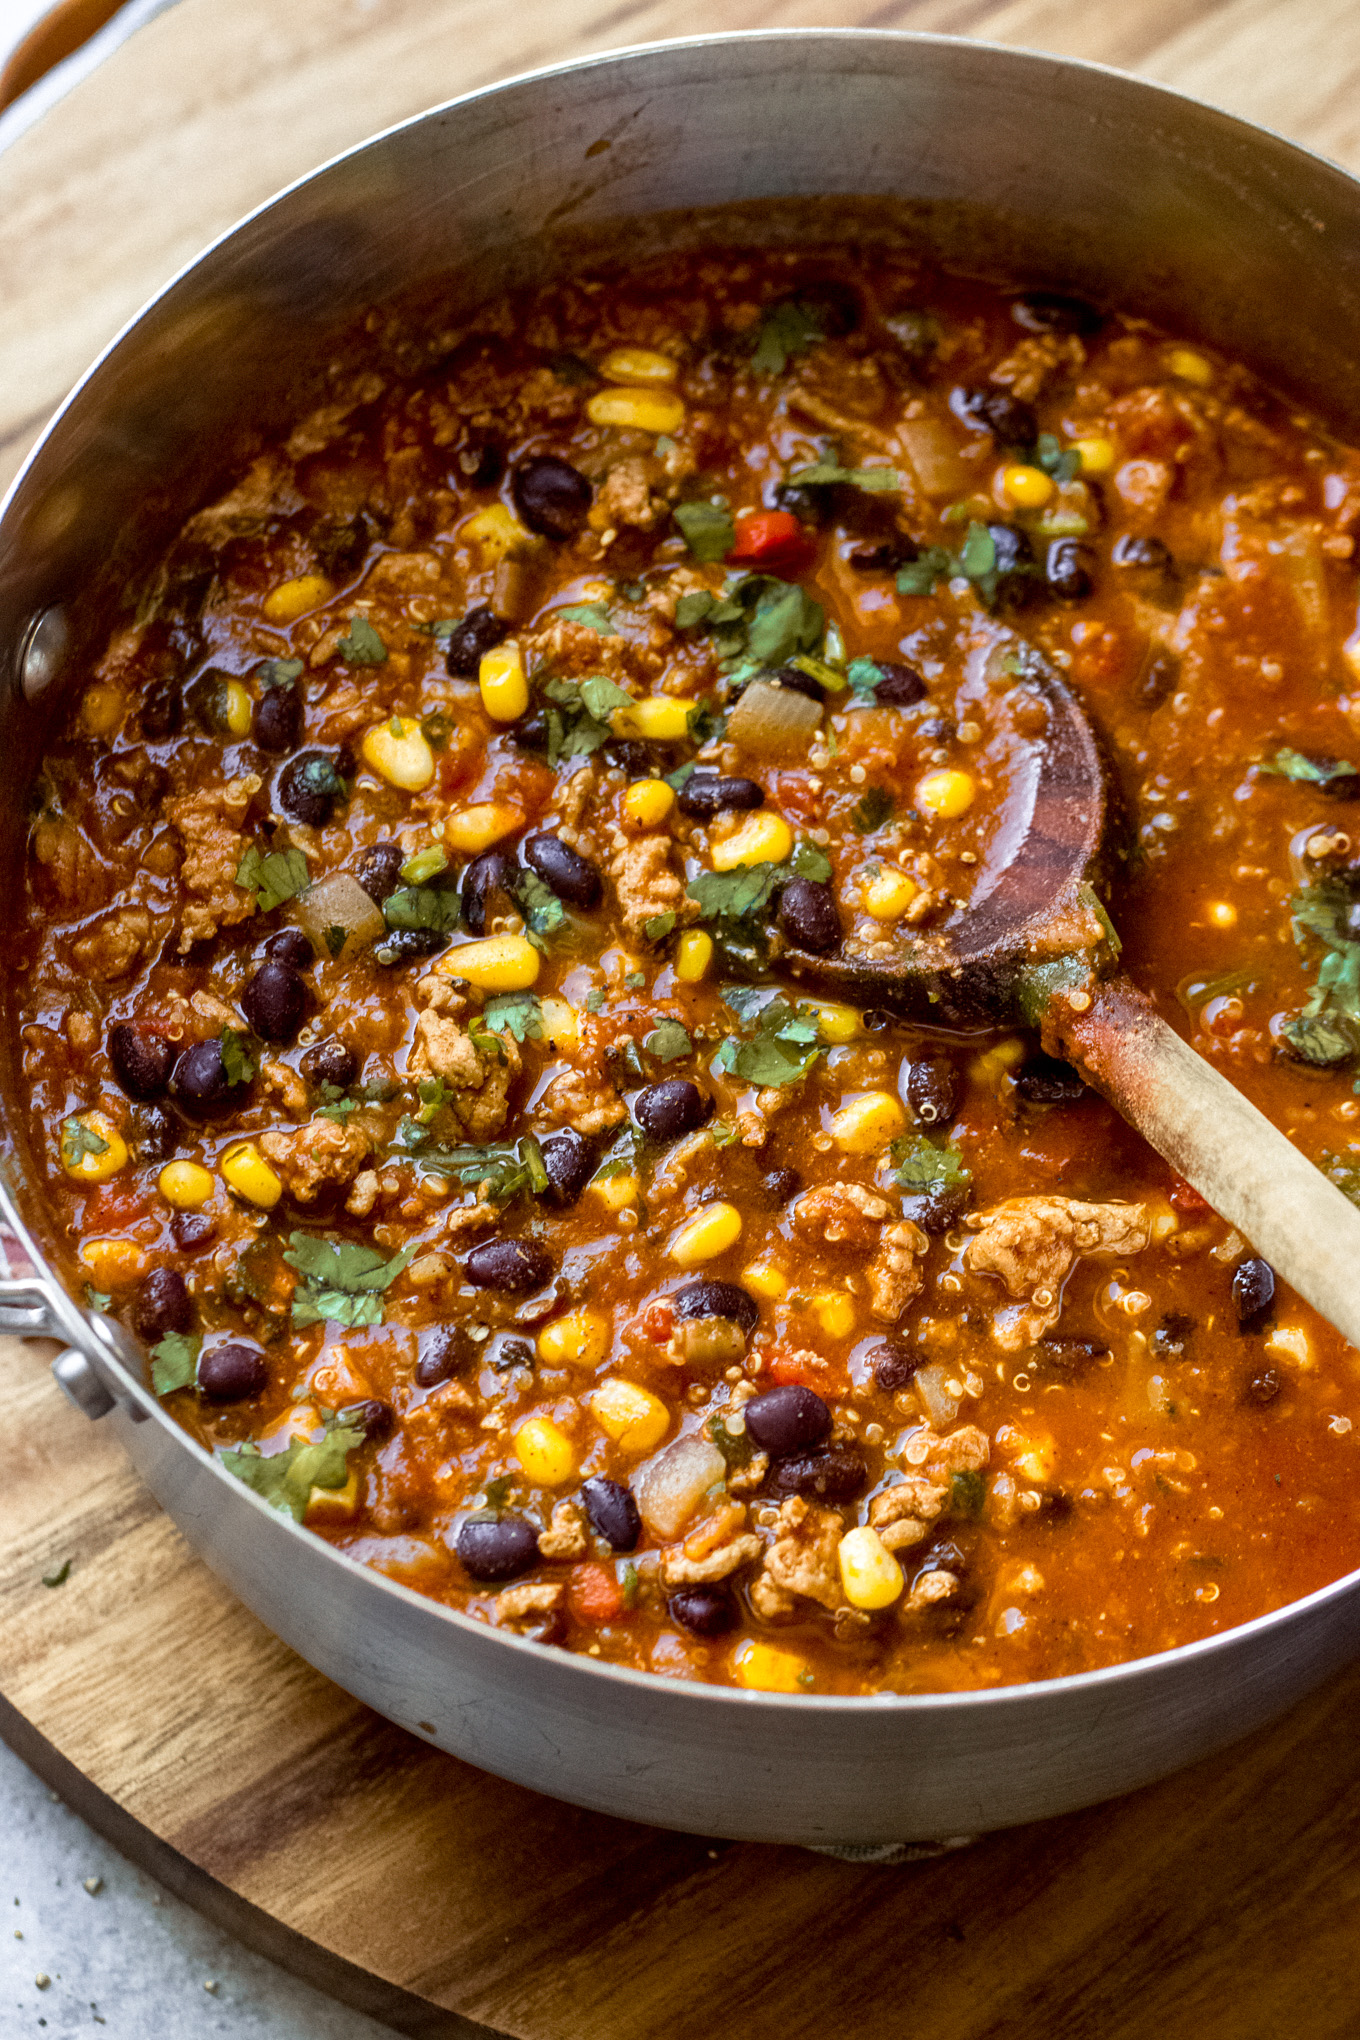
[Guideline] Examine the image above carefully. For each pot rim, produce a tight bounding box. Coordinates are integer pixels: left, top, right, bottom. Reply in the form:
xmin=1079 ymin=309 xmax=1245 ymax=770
xmin=7 ymin=23 xmax=1360 ymax=1718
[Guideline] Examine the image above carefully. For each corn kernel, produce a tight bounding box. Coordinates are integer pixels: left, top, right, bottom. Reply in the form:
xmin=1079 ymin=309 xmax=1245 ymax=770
xmin=587 ymin=388 xmax=686 ymax=435
xmin=361 ymin=715 xmax=435 ymax=791
xmin=1265 ymin=1323 xmax=1313 ymax=1368
xmin=443 ymin=802 xmax=525 ymax=854
xmin=669 ymin=1200 xmax=743 ymax=1266
xmin=673 ymin=929 xmax=713 ymax=983
xmin=478 ymin=642 xmax=529 ymax=722
xmin=732 ymin=1640 xmax=808 ymax=1692
xmin=263 ymin=573 xmax=332 ymax=623
xmin=710 ymin=812 xmax=793 ymax=870
xmin=157 ymin=1160 xmax=215 ymax=1210
xmin=861 ymin=866 xmax=918 ymax=920
xmin=600 ymin=346 xmax=680 ymax=387
xmin=537 ymin=1309 xmax=610 ymax=1367
xmin=917 ymin=769 xmax=975 ymax=819
xmin=60 ymin=1111 xmax=128 ymax=1183
xmin=805 ymin=999 xmax=858 ymax=1044
xmin=742 ymin=1259 xmax=788 ymax=1300
xmin=461 ymin=504 xmax=530 ymax=559
xmin=223 ymin=679 xmax=252 ymax=737
xmin=80 ymin=684 xmax=124 ymax=739
xmin=622 ymin=778 xmax=676 ymax=828
xmin=221 ymin=1142 xmax=283 ymax=1209
xmin=998 ymin=463 xmax=1055 ymax=510
xmin=829 ymin=1090 xmax=906 ymax=1153
xmin=613 ymin=696 xmax=694 ymax=741
xmin=838 ymin=1526 xmax=904 ymax=1610
xmin=1073 ymin=436 xmax=1115 ymax=476
xmin=591 ymin=1173 xmax=639 ymax=1212
xmin=1010 ymin=1433 xmax=1056 ymax=1484
xmin=536 ymin=995 xmax=579 ymax=1052
xmin=1168 ymin=347 xmax=1213 ymax=386
xmin=1150 ymin=1208 xmax=1179 ymax=1243
xmin=590 ymin=1377 xmax=670 ymax=1452
xmin=78 ymin=1237 xmax=146 ymax=1287
xmin=1207 ymin=901 xmax=1237 ymax=930
xmin=811 ymin=1291 xmax=857 ymax=1340
xmin=514 ymin=1414 xmax=577 ymax=1485
xmin=440 ymin=934 xmax=540 ymax=990
xmin=306 ymin=1471 xmax=361 ymax=1526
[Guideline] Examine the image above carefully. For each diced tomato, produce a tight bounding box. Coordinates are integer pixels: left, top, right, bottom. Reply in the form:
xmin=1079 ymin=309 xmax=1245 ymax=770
xmin=768 ymin=1348 xmax=851 ymax=1397
xmin=632 ymin=1300 xmax=675 ymax=1346
xmin=87 ymin=1183 xmax=152 ymax=1228
xmin=1168 ymin=1174 xmax=1214 ymax=1218
xmin=727 ymin=510 xmax=814 ymax=574
xmin=569 ymin=1563 xmax=625 ymax=1623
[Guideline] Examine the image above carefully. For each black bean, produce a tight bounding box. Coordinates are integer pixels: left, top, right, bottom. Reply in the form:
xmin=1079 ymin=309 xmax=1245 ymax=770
xmin=108 ymin=1023 xmax=174 ymax=1101
xmin=338 ymin=1397 xmax=395 ymax=1442
xmin=525 ymin=833 xmax=602 ymax=910
xmin=677 ymin=774 xmax=765 ymax=820
xmin=1011 ymin=291 xmax=1102 ymax=337
xmin=264 ymin=927 xmax=314 ymax=969
xmin=355 ymin=841 xmax=404 ymax=905
xmin=132 ymin=1105 xmax=178 ymax=1164
xmin=444 ymin=605 xmax=509 ymax=677
xmin=959 ymin=387 xmax=1038 ymax=446
xmin=1137 ymin=650 xmax=1179 ymax=710
xmin=798 ymin=278 xmax=861 ymax=336
xmin=139 ymin=677 xmax=182 ymax=741
xmin=769 ymin=664 xmax=824 ymax=702
xmin=311 ymin=516 xmax=368 ymax=579
xmin=873 ymin=661 xmax=928 ymax=706
xmin=511 ymin=454 xmax=592 ymax=540
xmin=761 ymin=1167 xmax=800 ymax=1204
xmin=773 ymin=482 xmax=830 ymax=527
xmin=767 ymin=1447 xmax=869 ymax=1502
xmin=988 ymin=522 xmax=1035 ymax=589
xmin=1233 ymin=1256 xmax=1276 ymax=1328
xmin=1155 ymin=1313 xmax=1196 ymax=1356
xmin=252 ymin=683 xmax=302 ymax=754
xmin=869 ymin=1338 xmax=919 ymax=1393
xmin=1015 ymin=1053 xmax=1087 ymax=1104
xmin=581 ymin=1475 xmax=641 ymax=1552
xmin=374 ymin=927 xmax=449 ymax=968
xmin=513 ymin=712 xmax=550 ymax=754
xmin=133 ymin=1268 xmax=193 ymax=1343
xmin=745 ymin=1384 xmax=831 ymax=1456
xmin=416 ymin=1324 xmax=472 ymax=1387
xmin=907 ymin=1056 xmax=958 ymax=1127
xmin=460 ymin=849 xmax=518 ymax=936
xmin=1245 ymin=1366 xmax=1282 ymax=1406
xmin=634 ymin=1079 xmax=711 ymax=1142
xmin=240 ymin=962 xmax=308 ymax=1045
xmin=602 ymin=738 xmax=662 ymax=778
xmin=456 ymin=1513 xmax=539 ymax=1582
xmin=278 ymin=749 xmax=347 ymax=826
xmin=900 ymin=1184 xmax=970 ymax=1235
xmin=540 ymin=1129 xmax=595 ymax=1206
xmin=1046 ymin=538 xmax=1093 ymax=601
xmin=848 ymin=539 xmax=917 ymax=575
xmin=777 ymin=877 xmax=841 ymax=955
xmin=171 ymin=1211 xmax=216 ymax=1253
xmin=918 ymin=716 xmax=955 ymax=746
xmin=1113 ymin=534 xmax=1173 ymax=572
xmin=465 ymin=1238 xmax=554 ymax=1292
xmin=172 ymin=1040 xmax=232 ymax=1107
xmin=455 ymin=440 xmax=504 ymax=490
xmin=669 ymin=1586 xmax=735 ymax=1638
xmin=299 ymin=1040 xmax=357 ymax=1093
xmin=198 ymin=1340 xmax=267 ymax=1403
xmin=674 ymin=1281 xmax=759 ymax=1333
xmin=1033 ymin=1335 xmax=1111 ymax=1379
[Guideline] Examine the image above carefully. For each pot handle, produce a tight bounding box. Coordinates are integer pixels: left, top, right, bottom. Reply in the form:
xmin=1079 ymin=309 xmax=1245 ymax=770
xmin=0 ymin=1274 xmax=62 ymax=1338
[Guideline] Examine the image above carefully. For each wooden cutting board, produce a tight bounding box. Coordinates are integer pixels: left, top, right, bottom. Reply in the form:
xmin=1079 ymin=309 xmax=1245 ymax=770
xmin=8 ymin=3 xmax=1360 ymax=2034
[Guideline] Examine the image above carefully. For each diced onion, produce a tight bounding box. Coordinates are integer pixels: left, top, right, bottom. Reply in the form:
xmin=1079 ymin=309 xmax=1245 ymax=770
xmin=294 ymin=871 xmax=387 ymax=957
xmin=726 ymin=680 xmax=822 ymax=759
xmin=634 ymin=1434 xmax=726 ymax=1540
xmin=914 ymin=1360 xmax=962 ymax=1430
xmin=900 ymin=416 xmax=971 ymax=499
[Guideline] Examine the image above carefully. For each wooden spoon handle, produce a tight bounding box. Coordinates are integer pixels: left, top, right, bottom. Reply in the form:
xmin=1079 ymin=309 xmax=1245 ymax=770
xmin=1056 ymin=978 xmax=1360 ymax=1348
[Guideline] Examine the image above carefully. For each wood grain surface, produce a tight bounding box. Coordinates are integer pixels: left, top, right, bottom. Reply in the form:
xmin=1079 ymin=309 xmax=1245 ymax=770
xmin=7 ymin=2 xmax=1360 ymax=2035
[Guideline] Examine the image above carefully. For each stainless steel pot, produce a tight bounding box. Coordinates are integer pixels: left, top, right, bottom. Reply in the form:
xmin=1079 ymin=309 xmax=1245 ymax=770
xmin=5 ymin=30 xmax=1360 ymax=1846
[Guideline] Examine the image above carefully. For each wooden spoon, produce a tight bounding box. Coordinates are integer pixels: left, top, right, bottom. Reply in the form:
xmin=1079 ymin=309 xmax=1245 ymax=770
xmin=782 ymin=646 xmax=1360 ymax=1347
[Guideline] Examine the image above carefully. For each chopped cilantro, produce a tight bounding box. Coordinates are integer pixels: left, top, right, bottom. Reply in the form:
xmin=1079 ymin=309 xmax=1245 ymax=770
xmin=643 ymin=911 xmax=677 ymax=942
xmin=750 ymin=300 xmax=825 ymax=376
xmin=150 ymin=1331 xmax=201 ymax=1396
xmin=418 ymin=710 xmax=452 ymax=756
xmin=707 ymin=1409 xmax=753 ymax=1469
xmin=1282 ymin=877 xmax=1360 ymax=1065
xmin=951 ymin=1469 xmax=986 ymax=1517
xmin=714 ymin=989 xmax=821 ymax=1088
xmin=400 ymin=845 xmax=449 ymax=885
xmin=83 ymin=1286 xmax=112 ymax=1313
xmin=412 ymin=618 xmax=460 ymax=640
xmin=324 ymin=923 xmax=347 ymax=958
xmin=665 ymin=761 xmax=699 ymax=792
xmin=624 ymin=970 xmax=646 ymax=990
xmin=337 ymin=615 xmax=387 ymax=664
xmin=219 ymin=1026 xmax=256 ymax=1088
xmin=382 ymin=884 xmax=462 ymax=933
xmin=686 ymin=838 xmax=831 ymax=934
xmin=61 ymin=1118 xmax=109 ymax=1166
xmin=852 ymin=786 xmax=895 ymax=834
xmin=675 ymin=590 xmax=716 ymax=629
xmin=417 ymin=1138 xmax=547 ymax=1202
xmin=42 ymin=1560 xmax=72 ymax=1588
xmin=483 ymin=992 xmax=544 ymax=1043
xmin=1261 ymin=748 xmax=1360 ymax=792
xmin=896 ymin=521 xmax=1032 ymax=610
xmin=621 ymin=1560 xmax=640 ymax=1608
xmin=549 ymin=351 xmax=597 ymax=386
xmin=415 ymin=1076 xmax=452 ymax=1123
xmin=845 ymin=657 xmax=885 ymax=704
xmin=593 ymin=1123 xmax=644 ymax=1180
xmin=673 ymin=499 xmax=735 ymax=562
xmin=672 ymin=573 xmax=824 ymax=680
xmin=540 ymin=674 xmax=634 ymax=766
xmin=554 ymin=601 xmax=617 ymax=635
xmin=514 ymin=870 xmax=568 ymax=946
xmin=890 ymin=1132 xmax=972 ymax=1193
xmin=1033 ymin=432 xmax=1081 ymax=484
xmin=788 ymin=459 xmax=902 ymax=492
xmin=644 ymin=1020 xmax=692 ymax=1062
xmin=235 ymin=844 xmax=311 ymax=912
xmin=584 ymin=987 xmax=606 ymax=1013
xmin=220 ymin=1414 xmax=365 ymax=1523
xmin=283 ymin=1233 xmax=413 ymax=1328
xmin=257 ymin=657 xmax=304 ymax=688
